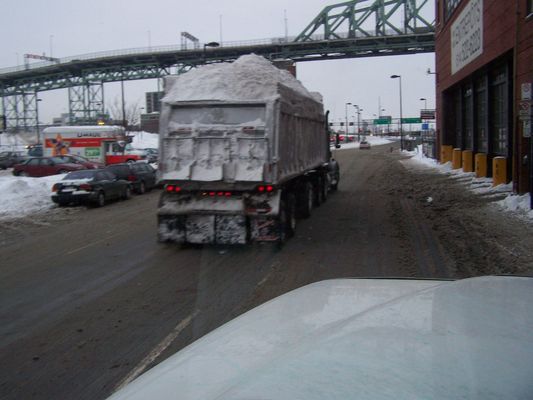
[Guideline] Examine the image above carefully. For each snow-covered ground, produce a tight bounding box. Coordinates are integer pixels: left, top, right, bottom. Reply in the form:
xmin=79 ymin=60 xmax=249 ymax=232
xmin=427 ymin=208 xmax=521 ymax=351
xmin=403 ymin=145 xmax=533 ymax=222
xmin=130 ymin=131 xmax=159 ymax=149
xmin=0 ymin=173 xmax=66 ymax=220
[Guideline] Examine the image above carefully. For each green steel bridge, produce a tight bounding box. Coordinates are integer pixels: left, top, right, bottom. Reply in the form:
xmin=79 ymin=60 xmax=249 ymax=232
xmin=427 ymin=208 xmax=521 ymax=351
xmin=0 ymin=0 xmax=434 ymax=132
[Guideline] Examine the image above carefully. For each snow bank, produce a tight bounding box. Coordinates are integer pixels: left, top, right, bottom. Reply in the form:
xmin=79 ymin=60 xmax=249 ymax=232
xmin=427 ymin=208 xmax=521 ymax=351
xmin=129 ymin=131 xmax=159 ymax=149
xmin=163 ymin=54 xmax=316 ymax=103
xmin=498 ymin=194 xmax=533 ymax=219
xmin=404 ymin=145 xmax=533 ymax=222
xmin=0 ymin=174 xmax=64 ymax=220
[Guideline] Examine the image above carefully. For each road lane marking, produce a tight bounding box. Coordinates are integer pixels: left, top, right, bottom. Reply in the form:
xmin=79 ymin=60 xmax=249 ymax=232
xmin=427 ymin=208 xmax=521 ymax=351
xmin=65 ymin=231 xmax=124 ymax=255
xmin=113 ymin=309 xmax=200 ymax=392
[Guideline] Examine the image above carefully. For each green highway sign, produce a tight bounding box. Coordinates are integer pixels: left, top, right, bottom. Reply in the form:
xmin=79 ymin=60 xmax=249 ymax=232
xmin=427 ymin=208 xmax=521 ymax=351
xmin=373 ymin=118 xmax=391 ymax=125
xmin=401 ymin=117 xmax=422 ymax=123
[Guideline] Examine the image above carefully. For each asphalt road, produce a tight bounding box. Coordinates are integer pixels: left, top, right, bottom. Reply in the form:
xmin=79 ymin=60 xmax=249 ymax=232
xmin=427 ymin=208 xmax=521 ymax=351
xmin=2 ymin=142 xmax=529 ymax=399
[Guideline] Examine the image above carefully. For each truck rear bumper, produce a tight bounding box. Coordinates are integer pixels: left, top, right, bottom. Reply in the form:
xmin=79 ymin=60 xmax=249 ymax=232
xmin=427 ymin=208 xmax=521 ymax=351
xmin=158 ymin=214 xmax=281 ymax=245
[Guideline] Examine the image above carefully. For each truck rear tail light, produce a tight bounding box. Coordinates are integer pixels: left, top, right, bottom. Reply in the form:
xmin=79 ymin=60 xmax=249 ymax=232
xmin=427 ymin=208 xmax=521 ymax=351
xmin=257 ymin=185 xmax=274 ymax=193
xmin=165 ymin=185 xmax=182 ymax=193
xmin=202 ymin=191 xmax=233 ymax=197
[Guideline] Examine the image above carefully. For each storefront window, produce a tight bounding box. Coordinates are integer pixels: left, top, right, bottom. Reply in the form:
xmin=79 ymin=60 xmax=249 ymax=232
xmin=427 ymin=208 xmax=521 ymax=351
xmin=490 ymin=66 xmax=509 ymax=156
xmin=463 ymin=85 xmax=474 ymax=150
xmin=475 ymin=78 xmax=488 ymax=153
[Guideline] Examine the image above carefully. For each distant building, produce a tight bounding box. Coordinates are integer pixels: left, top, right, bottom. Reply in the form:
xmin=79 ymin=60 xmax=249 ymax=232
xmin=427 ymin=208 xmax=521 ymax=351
xmin=435 ymin=0 xmax=533 ymax=196
xmin=140 ymin=113 xmax=159 ymax=133
xmin=145 ymin=92 xmax=164 ymax=114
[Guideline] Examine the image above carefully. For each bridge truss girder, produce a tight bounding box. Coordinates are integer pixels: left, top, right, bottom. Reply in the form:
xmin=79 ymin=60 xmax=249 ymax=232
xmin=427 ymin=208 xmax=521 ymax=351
xmin=68 ymin=82 xmax=105 ymax=125
xmin=1 ymin=91 xmax=38 ymax=133
xmin=294 ymin=0 xmax=433 ymax=42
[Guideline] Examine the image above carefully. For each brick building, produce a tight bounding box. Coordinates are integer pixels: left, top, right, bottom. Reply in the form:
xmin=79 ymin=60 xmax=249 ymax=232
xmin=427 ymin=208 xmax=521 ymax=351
xmin=435 ymin=0 xmax=533 ymax=199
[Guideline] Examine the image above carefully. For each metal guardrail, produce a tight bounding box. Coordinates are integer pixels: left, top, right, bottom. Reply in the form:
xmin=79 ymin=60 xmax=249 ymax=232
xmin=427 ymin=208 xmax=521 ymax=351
xmin=0 ymin=28 xmax=430 ymax=75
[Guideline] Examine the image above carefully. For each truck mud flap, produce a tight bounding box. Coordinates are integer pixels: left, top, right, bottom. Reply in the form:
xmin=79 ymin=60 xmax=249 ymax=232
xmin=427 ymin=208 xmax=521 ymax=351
xmin=158 ymin=215 xmax=247 ymax=245
xmin=158 ymin=215 xmax=186 ymax=243
xmin=250 ymin=217 xmax=280 ymax=242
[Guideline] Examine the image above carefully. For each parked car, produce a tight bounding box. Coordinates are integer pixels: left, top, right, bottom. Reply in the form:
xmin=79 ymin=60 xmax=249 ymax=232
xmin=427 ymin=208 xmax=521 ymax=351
xmin=56 ymin=154 xmax=104 ymax=169
xmin=143 ymin=148 xmax=158 ymax=163
xmin=105 ymin=162 xmax=157 ymax=194
xmin=12 ymin=157 xmax=86 ymax=177
xmin=52 ymin=169 xmax=132 ymax=207
xmin=0 ymin=151 xmax=28 ymax=169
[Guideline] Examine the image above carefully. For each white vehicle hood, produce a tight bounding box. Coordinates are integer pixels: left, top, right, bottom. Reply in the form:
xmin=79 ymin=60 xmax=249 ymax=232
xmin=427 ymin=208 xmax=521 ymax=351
xmin=109 ymin=276 xmax=533 ymax=400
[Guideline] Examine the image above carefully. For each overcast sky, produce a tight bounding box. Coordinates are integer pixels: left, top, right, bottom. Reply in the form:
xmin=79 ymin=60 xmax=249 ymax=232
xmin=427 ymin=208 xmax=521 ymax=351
xmin=1 ymin=0 xmax=436 ymax=125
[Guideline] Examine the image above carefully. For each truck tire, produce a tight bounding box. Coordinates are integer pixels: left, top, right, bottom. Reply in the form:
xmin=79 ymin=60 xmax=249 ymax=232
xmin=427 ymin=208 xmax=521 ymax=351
xmin=278 ymin=197 xmax=295 ymax=246
xmin=315 ymin=176 xmax=327 ymax=206
xmin=298 ymin=181 xmax=313 ymax=219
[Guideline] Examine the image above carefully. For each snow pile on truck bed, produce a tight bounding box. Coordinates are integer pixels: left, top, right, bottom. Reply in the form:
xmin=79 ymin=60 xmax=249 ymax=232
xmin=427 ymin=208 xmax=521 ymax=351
xmin=163 ymin=54 xmax=316 ymax=103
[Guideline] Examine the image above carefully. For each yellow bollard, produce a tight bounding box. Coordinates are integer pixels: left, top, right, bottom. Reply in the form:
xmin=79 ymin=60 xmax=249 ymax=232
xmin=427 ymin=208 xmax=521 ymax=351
xmin=475 ymin=153 xmax=488 ymax=178
xmin=492 ymin=157 xmax=507 ymax=186
xmin=452 ymin=148 xmax=462 ymax=169
xmin=440 ymin=145 xmax=453 ymax=164
xmin=462 ymin=150 xmax=473 ymax=173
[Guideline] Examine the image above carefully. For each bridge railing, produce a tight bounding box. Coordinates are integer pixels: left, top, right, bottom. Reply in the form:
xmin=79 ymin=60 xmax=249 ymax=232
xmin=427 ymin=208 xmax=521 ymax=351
xmin=0 ymin=27 xmax=432 ymax=76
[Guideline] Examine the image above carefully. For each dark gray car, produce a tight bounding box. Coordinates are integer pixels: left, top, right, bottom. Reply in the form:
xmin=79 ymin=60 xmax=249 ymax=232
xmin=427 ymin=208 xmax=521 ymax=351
xmin=0 ymin=151 xmax=28 ymax=169
xmin=105 ymin=162 xmax=157 ymax=194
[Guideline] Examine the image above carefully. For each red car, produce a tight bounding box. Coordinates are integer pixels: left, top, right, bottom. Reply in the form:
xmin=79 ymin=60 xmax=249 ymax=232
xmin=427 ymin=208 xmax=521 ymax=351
xmin=13 ymin=157 xmax=86 ymax=177
xmin=57 ymin=155 xmax=104 ymax=169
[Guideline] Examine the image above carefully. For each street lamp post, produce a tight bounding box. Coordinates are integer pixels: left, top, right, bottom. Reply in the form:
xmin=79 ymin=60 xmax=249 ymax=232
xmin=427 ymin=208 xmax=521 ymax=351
xmin=353 ymin=105 xmax=363 ymax=141
xmin=391 ymin=75 xmax=403 ymax=151
xmin=420 ymin=97 xmax=427 ymax=109
xmin=36 ymin=95 xmax=42 ymax=144
xmin=344 ymin=102 xmax=352 ymax=140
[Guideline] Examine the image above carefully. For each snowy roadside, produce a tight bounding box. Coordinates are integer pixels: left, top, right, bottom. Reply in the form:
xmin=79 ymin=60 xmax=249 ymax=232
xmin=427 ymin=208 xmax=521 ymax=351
xmin=402 ymin=145 xmax=533 ymax=222
xmin=0 ymin=131 xmax=159 ymax=221
xmin=333 ymin=136 xmax=394 ymax=150
xmin=0 ymin=174 xmax=65 ymax=220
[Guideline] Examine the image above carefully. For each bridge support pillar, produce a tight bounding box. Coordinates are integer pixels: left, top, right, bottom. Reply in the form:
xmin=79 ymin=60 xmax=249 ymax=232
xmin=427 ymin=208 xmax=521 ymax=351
xmin=1 ymin=92 xmax=38 ymax=133
xmin=68 ymin=82 xmax=105 ymax=125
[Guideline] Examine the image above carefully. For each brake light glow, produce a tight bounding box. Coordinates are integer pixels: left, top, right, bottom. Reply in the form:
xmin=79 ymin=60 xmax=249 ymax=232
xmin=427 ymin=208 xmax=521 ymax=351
xmin=257 ymin=185 xmax=274 ymax=193
xmin=165 ymin=185 xmax=182 ymax=193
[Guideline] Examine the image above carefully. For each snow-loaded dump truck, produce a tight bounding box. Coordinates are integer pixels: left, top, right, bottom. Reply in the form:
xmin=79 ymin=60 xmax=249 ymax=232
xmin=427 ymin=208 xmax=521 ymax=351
xmin=157 ymin=55 xmax=340 ymax=245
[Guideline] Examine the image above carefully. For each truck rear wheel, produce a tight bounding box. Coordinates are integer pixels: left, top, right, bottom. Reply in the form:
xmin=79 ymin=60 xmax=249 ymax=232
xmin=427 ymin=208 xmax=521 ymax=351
xmin=278 ymin=197 xmax=295 ymax=245
xmin=298 ymin=182 xmax=314 ymax=219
